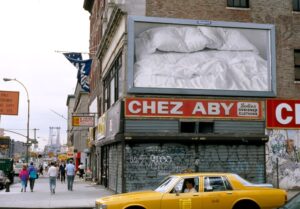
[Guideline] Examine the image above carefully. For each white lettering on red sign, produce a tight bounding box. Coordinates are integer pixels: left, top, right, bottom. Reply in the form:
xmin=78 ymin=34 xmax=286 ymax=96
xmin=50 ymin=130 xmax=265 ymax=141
xmin=276 ymin=103 xmax=293 ymax=125
xmin=297 ymin=104 xmax=300 ymax=124
xmin=275 ymin=103 xmax=300 ymax=125
xmin=128 ymin=100 xmax=184 ymax=115
xmin=170 ymin=102 xmax=183 ymax=114
xmin=192 ymin=102 xmax=233 ymax=115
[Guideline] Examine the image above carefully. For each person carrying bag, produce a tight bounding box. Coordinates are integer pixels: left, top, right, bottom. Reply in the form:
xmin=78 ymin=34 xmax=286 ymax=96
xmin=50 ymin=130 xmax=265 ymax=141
xmin=28 ymin=162 xmax=38 ymax=192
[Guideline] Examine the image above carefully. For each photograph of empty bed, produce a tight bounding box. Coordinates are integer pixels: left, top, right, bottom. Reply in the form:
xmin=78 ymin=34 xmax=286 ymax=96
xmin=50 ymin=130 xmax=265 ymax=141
xmin=127 ymin=16 xmax=276 ymax=97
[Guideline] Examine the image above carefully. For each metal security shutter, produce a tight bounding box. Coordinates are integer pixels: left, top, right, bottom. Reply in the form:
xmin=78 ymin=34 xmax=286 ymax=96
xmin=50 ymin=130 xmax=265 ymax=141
xmin=197 ymin=144 xmax=265 ymax=183
xmin=125 ymin=119 xmax=179 ymax=133
xmin=214 ymin=121 xmax=265 ymax=134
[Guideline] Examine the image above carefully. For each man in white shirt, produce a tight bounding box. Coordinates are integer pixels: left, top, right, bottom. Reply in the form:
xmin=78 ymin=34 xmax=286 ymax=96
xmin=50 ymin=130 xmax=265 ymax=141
xmin=65 ymin=160 xmax=75 ymax=191
xmin=47 ymin=162 xmax=57 ymax=194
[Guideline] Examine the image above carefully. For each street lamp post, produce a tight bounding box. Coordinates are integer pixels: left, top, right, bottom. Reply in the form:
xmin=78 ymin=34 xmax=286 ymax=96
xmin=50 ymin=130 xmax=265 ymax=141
xmin=3 ymin=78 xmax=30 ymax=163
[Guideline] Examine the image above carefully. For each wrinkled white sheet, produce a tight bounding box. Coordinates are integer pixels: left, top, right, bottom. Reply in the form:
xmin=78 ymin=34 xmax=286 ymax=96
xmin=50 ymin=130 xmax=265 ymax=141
xmin=134 ymin=50 xmax=269 ymax=91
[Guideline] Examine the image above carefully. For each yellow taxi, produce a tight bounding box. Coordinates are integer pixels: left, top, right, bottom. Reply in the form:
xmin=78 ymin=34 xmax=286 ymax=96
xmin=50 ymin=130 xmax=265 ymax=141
xmin=95 ymin=172 xmax=287 ymax=209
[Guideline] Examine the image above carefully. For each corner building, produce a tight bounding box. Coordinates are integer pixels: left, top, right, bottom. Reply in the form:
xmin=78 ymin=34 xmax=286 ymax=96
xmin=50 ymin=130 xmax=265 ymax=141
xmin=83 ymin=0 xmax=300 ymax=193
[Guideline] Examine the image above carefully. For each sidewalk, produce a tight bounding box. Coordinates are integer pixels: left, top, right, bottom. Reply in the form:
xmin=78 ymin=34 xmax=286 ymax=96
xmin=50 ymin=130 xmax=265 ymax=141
xmin=0 ymin=176 xmax=114 ymax=209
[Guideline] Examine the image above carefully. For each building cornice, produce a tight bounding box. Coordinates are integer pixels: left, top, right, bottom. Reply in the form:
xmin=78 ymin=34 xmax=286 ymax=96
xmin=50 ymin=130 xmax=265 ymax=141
xmin=96 ymin=6 xmax=124 ymax=59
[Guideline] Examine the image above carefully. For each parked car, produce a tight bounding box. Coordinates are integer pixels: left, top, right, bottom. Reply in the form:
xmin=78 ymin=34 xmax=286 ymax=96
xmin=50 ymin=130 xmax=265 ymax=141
xmin=95 ymin=172 xmax=287 ymax=209
xmin=0 ymin=170 xmax=8 ymax=190
xmin=278 ymin=192 xmax=300 ymax=209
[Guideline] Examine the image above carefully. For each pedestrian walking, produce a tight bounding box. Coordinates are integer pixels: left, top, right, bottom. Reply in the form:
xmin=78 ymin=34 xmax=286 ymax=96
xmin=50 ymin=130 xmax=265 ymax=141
xmin=78 ymin=163 xmax=85 ymax=179
xmin=28 ymin=162 xmax=38 ymax=192
xmin=65 ymin=160 xmax=75 ymax=191
xmin=19 ymin=164 xmax=29 ymax=192
xmin=59 ymin=162 xmax=66 ymax=183
xmin=47 ymin=162 xmax=57 ymax=194
xmin=56 ymin=162 xmax=60 ymax=180
xmin=39 ymin=164 xmax=44 ymax=176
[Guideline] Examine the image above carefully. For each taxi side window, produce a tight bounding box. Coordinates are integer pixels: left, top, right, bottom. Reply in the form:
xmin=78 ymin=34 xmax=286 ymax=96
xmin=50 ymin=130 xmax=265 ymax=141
xmin=204 ymin=176 xmax=232 ymax=192
xmin=172 ymin=177 xmax=199 ymax=193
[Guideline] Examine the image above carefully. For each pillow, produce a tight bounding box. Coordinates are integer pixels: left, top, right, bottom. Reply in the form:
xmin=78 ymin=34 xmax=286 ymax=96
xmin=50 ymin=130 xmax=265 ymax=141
xmin=198 ymin=26 xmax=224 ymax=49
xmin=179 ymin=27 xmax=210 ymax=52
xmin=136 ymin=26 xmax=209 ymax=53
xmin=135 ymin=34 xmax=156 ymax=60
xmin=199 ymin=26 xmax=258 ymax=51
xmin=219 ymin=29 xmax=258 ymax=52
xmin=145 ymin=26 xmax=189 ymax=52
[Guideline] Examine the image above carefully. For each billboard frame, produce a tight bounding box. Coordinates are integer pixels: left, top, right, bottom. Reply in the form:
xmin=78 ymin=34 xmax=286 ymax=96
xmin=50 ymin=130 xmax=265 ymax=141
xmin=127 ymin=15 xmax=276 ymax=97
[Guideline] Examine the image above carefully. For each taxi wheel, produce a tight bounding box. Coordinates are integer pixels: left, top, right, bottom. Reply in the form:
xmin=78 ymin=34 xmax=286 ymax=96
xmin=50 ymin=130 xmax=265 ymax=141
xmin=233 ymin=200 xmax=260 ymax=209
xmin=125 ymin=207 xmax=145 ymax=209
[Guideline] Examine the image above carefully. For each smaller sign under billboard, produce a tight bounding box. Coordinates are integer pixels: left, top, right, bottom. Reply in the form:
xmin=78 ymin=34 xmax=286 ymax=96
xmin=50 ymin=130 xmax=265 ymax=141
xmin=72 ymin=116 xmax=94 ymax=127
xmin=0 ymin=91 xmax=19 ymax=115
xmin=267 ymin=99 xmax=300 ymax=129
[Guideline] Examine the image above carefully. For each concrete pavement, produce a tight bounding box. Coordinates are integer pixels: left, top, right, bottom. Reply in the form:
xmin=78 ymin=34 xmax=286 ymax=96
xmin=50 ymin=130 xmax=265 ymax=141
xmin=0 ymin=175 xmax=114 ymax=209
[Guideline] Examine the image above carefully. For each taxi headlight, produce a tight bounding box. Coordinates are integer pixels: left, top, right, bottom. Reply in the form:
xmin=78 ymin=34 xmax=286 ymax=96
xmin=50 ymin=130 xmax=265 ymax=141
xmin=96 ymin=204 xmax=107 ymax=209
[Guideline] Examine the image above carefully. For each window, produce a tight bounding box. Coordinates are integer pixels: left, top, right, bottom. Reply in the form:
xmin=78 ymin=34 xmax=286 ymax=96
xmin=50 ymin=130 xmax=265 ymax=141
xmin=172 ymin=177 xmax=199 ymax=193
xmin=295 ymin=50 xmax=300 ymax=81
xmin=103 ymin=53 xmax=122 ymax=111
xmin=199 ymin=122 xmax=214 ymax=133
xmin=204 ymin=176 xmax=233 ymax=192
xmin=180 ymin=122 xmax=196 ymax=133
xmin=293 ymin=0 xmax=300 ymax=11
xmin=180 ymin=121 xmax=214 ymax=133
xmin=227 ymin=0 xmax=249 ymax=8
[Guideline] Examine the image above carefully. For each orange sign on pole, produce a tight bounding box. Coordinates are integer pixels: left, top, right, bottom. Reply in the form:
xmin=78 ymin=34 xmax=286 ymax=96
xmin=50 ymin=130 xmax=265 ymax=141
xmin=0 ymin=91 xmax=19 ymax=115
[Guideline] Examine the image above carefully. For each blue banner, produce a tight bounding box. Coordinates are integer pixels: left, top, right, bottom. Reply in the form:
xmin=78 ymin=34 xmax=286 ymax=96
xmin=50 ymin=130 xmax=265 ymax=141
xmin=63 ymin=53 xmax=91 ymax=92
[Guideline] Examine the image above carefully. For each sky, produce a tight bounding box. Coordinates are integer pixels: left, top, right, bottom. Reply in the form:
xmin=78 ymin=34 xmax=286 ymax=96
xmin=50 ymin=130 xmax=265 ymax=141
xmin=0 ymin=0 xmax=90 ymax=150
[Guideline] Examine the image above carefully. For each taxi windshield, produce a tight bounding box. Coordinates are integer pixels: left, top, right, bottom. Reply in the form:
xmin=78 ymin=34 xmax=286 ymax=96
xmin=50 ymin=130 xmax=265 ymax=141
xmin=155 ymin=176 xmax=179 ymax=193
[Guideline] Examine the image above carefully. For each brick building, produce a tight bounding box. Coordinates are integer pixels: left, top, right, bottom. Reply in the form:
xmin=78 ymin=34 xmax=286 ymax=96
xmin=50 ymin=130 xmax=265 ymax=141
xmin=82 ymin=0 xmax=300 ymax=192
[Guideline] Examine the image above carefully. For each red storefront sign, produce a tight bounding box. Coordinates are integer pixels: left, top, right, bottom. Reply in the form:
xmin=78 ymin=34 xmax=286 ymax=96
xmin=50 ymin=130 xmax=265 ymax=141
xmin=125 ymin=97 xmax=263 ymax=120
xmin=267 ymin=99 xmax=300 ymax=129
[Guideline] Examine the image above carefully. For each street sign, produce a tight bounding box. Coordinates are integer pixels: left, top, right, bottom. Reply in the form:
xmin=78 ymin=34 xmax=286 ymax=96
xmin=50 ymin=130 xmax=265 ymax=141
xmin=72 ymin=116 xmax=94 ymax=127
xmin=0 ymin=91 xmax=19 ymax=115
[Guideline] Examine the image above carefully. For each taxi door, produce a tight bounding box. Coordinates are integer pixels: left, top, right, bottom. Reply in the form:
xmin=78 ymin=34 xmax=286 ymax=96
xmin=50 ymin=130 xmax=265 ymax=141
xmin=200 ymin=176 xmax=237 ymax=209
xmin=160 ymin=178 xmax=202 ymax=209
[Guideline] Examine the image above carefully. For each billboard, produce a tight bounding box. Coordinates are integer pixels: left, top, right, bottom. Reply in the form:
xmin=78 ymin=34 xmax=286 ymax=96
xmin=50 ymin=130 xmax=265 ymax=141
xmin=127 ymin=16 xmax=276 ymax=97
xmin=0 ymin=91 xmax=19 ymax=115
xmin=266 ymin=99 xmax=300 ymax=129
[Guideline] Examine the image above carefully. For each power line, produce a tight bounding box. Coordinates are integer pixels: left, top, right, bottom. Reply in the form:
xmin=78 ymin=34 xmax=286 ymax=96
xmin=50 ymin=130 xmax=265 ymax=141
xmin=49 ymin=109 xmax=67 ymax=120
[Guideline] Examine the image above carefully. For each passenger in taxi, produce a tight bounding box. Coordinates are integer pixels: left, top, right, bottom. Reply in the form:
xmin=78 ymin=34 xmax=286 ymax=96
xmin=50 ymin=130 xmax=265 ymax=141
xmin=184 ymin=179 xmax=197 ymax=193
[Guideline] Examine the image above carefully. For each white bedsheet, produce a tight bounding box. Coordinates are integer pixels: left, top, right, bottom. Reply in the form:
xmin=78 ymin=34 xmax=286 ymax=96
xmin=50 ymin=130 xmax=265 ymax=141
xmin=134 ymin=50 xmax=269 ymax=91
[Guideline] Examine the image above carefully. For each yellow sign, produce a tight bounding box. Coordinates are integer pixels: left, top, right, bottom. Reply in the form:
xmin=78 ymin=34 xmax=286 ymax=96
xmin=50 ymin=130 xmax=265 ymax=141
xmin=97 ymin=114 xmax=106 ymax=139
xmin=72 ymin=116 xmax=94 ymax=127
xmin=58 ymin=154 xmax=68 ymax=161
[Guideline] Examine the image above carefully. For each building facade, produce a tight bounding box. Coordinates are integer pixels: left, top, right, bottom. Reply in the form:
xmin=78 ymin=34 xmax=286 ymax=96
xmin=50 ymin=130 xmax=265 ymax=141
xmin=66 ymin=84 xmax=90 ymax=169
xmin=82 ymin=0 xmax=300 ymax=192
